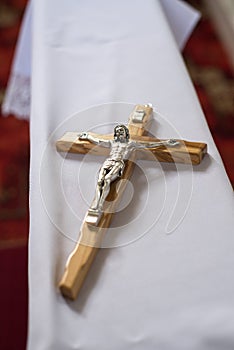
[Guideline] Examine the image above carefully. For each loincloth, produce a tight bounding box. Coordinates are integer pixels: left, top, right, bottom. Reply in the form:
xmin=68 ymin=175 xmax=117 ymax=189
xmin=102 ymin=159 xmax=125 ymax=175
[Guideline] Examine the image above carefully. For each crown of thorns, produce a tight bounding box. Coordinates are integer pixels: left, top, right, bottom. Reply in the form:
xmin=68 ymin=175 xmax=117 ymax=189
xmin=114 ymin=125 xmax=130 ymax=139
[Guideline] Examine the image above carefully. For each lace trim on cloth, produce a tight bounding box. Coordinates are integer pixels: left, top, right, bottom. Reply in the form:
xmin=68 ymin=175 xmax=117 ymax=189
xmin=2 ymin=73 xmax=31 ymax=120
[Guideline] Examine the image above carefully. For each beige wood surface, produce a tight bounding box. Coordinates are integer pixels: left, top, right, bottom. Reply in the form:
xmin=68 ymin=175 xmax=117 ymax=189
xmin=58 ymin=105 xmax=207 ymax=299
xmin=59 ymin=105 xmax=154 ymax=299
xmin=57 ymin=133 xmax=207 ymax=166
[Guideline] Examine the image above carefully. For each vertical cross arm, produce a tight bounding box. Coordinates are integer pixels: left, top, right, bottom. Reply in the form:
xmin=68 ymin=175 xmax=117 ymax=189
xmin=58 ymin=104 xmax=153 ymax=300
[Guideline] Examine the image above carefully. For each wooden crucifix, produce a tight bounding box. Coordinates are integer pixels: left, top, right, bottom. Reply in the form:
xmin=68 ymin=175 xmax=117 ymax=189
xmin=56 ymin=104 xmax=207 ymax=300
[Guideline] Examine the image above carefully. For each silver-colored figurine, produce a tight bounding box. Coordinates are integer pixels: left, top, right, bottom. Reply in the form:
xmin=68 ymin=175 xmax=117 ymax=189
xmin=79 ymin=125 xmax=179 ymax=225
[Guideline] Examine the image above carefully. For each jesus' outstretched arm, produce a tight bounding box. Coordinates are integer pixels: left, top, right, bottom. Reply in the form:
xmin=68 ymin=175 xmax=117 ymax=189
xmin=78 ymin=132 xmax=111 ymax=148
xmin=132 ymin=139 xmax=180 ymax=149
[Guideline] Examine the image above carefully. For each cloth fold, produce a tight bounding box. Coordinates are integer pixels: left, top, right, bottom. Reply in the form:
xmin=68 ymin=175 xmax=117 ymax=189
xmin=26 ymin=0 xmax=234 ymax=349
xmin=3 ymin=0 xmax=234 ymax=349
xmin=2 ymin=0 xmax=200 ymax=119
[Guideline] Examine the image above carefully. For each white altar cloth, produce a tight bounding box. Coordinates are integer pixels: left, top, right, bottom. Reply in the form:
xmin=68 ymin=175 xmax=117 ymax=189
xmin=2 ymin=0 xmax=199 ymax=119
xmin=25 ymin=0 xmax=234 ymax=349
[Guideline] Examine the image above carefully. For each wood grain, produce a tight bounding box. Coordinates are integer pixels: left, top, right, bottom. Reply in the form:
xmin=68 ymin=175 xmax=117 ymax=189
xmin=58 ymin=105 xmax=208 ymax=299
xmin=59 ymin=105 xmax=154 ymax=299
xmin=56 ymin=133 xmax=207 ymax=165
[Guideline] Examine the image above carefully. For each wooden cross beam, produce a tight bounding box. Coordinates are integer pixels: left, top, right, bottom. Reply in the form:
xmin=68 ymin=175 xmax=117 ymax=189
xmin=56 ymin=104 xmax=207 ymax=300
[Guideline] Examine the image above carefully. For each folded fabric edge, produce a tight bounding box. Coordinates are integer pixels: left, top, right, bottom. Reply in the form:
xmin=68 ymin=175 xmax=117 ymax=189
xmin=2 ymin=72 xmax=31 ymax=120
xmin=1 ymin=0 xmax=200 ymax=120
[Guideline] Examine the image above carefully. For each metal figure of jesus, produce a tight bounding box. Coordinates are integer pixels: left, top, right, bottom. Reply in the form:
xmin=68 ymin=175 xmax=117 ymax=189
xmin=79 ymin=124 xmax=179 ymax=221
xmin=56 ymin=104 xmax=207 ymax=300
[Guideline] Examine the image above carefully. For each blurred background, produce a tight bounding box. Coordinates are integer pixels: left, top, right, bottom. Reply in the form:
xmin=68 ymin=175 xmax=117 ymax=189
xmin=0 ymin=0 xmax=233 ymax=349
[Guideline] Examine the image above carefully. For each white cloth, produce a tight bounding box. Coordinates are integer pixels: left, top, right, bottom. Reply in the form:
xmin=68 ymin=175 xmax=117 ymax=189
xmin=1 ymin=1 xmax=31 ymax=118
xmin=2 ymin=0 xmax=199 ymax=119
xmin=24 ymin=0 xmax=234 ymax=349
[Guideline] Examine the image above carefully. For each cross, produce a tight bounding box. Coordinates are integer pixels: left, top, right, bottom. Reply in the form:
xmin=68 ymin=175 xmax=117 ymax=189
xmin=56 ymin=104 xmax=207 ymax=300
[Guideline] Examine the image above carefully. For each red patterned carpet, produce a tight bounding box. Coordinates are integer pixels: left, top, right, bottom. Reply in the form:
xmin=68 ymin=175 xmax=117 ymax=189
xmin=0 ymin=1 xmax=233 ymax=349
xmin=183 ymin=0 xmax=234 ymax=186
xmin=0 ymin=1 xmax=29 ymax=350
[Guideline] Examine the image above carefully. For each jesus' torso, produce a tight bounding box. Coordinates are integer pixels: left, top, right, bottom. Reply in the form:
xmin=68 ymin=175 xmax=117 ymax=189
xmin=108 ymin=140 xmax=136 ymax=161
